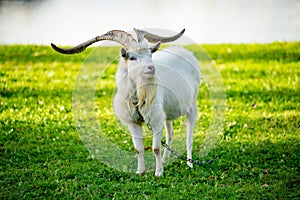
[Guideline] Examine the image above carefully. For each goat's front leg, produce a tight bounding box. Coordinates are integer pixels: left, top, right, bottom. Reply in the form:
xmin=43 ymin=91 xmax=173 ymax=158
xmin=128 ymin=123 xmax=145 ymax=175
xmin=152 ymin=127 xmax=163 ymax=176
xmin=147 ymin=105 xmax=165 ymax=176
xmin=162 ymin=120 xmax=173 ymax=163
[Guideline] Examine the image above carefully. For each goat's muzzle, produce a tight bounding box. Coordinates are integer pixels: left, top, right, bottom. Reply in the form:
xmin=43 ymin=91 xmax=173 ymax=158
xmin=144 ymin=65 xmax=155 ymax=75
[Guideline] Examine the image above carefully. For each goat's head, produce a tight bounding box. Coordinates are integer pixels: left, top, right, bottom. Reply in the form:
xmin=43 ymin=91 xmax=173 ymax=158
xmin=120 ymin=40 xmax=160 ymax=81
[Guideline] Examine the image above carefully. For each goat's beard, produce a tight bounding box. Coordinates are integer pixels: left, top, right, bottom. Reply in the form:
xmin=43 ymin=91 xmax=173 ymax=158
xmin=136 ymin=77 xmax=158 ymax=115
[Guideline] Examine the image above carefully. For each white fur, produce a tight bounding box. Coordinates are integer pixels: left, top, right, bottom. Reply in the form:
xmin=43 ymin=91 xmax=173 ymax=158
xmin=113 ymin=44 xmax=200 ymax=176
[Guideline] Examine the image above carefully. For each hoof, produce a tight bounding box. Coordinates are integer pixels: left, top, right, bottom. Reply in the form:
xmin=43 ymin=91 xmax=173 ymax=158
xmin=155 ymin=168 xmax=164 ymax=177
xmin=136 ymin=170 xmax=146 ymax=176
xmin=187 ymin=161 xmax=193 ymax=168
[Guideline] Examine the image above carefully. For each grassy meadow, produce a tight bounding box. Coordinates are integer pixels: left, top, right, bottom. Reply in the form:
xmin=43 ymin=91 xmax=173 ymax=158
xmin=0 ymin=43 xmax=299 ymax=199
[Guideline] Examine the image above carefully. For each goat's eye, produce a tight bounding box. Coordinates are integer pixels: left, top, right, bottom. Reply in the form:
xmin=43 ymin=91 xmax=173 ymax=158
xmin=129 ymin=56 xmax=137 ymax=61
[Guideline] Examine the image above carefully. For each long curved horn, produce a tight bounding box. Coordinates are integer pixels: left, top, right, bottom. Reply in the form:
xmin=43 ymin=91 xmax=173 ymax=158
xmin=51 ymin=30 xmax=137 ymax=54
xmin=134 ymin=28 xmax=145 ymax=42
xmin=134 ymin=28 xmax=185 ymax=43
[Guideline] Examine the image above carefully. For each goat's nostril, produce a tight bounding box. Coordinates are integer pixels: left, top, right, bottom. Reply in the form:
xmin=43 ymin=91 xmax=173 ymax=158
xmin=148 ymin=66 xmax=155 ymax=71
xmin=148 ymin=66 xmax=154 ymax=70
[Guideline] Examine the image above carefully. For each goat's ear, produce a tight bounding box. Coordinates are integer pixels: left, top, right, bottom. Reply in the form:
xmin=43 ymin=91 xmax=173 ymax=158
xmin=121 ymin=48 xmax=127 ymax=58
xmin=151 ymin=42 xmax=161 ymax=53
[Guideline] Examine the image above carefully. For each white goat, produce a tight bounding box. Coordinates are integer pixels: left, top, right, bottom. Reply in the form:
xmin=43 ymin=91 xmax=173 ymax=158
xmin=51 ymin=29 xmax=200 ymax=176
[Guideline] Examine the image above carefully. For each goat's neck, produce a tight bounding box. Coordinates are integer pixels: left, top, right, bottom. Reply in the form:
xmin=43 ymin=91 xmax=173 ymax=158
xmin=117 ymin=62 xmax=158 ymax=115
xmin=126 ymin=75 xmax=158 ymax=115
xmin=127 ymin=79 xmax=138 ymax=104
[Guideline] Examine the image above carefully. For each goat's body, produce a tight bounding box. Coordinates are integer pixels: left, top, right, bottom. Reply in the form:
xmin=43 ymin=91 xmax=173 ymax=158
xmin=154 ymin=47 xmax=200 ymax=119
xmin=113 ymin=46 xmax=200 ymax=176
xmin=51 ymin=28 xmax=198 ymax=176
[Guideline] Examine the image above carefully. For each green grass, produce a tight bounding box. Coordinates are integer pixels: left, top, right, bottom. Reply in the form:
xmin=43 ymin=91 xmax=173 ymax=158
xmin=1 ymin=43 xmax=299 ymax=199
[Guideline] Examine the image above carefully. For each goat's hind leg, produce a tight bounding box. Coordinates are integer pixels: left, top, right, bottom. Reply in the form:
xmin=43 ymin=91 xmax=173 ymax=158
xmin=162 ymin=120 xmax=174 ymax=163
xmin=186 ymin=107 xmax=197 ymax=168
